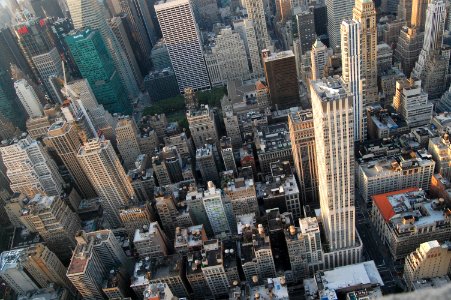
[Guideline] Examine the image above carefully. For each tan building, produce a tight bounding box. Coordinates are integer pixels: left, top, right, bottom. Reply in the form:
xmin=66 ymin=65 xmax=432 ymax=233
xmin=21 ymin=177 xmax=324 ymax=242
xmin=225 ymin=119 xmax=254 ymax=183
xmin=428 ymin=134 xmax=451 ymax=179
xmin=119 ymin=205 xmax=154 ymax=237
xmin=115 ymin=116 xmax=141 ymax=170
xmin=47 ymin=119 xmax=97 ymax=198
xmin=404 ymin=240 xmax=451 ymax=290
xmin=222 ymin=177 xmax=258 ymax=216
xmin=133 ymin=222 xmax=169 ymax=259
xmin=20 ymin=194 xmax=81 ymax=262
xmin=187 ymin=105 xmax=219 ymax=149
xmin=288 ymin=109 xmax=318 ymax=206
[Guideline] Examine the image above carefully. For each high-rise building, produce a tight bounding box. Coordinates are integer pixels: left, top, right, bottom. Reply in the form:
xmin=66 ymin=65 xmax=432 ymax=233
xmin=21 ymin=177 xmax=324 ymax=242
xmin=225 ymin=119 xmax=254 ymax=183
xmin=201 ymin=239 xmax=232 ymax=297
xmin=326 ymin=0 xmax=353 ymax=48
xmin=14 ymin=79 xmax=43 ymax=118
xmin=392 ymin=77 xmax=433 ymax=128
xmin=262 ymin=50 xmax=299 ymax=109
xmin=115 ymin=116 xmax=141 ymax=170
xmin=20 ymin=194 xmax=81 ymax=262
xmin=242 ymin=0 xmax=271 ymax=52
xmin=77 ymin=138 xmax=135 ymax=227
xmin=353 ymin=0 xmax=378 ymax=106
xmin=29 ymin=0 xmax=64 ymax=18
xmin=310 ymin=39 xmax=327 ymax=80
xmin=133 ymin=222 xmax=168 ymax=259
xmin=155 ymin=0 xmax=210 ymax=92
xmin=65 ymin=28 xmax=131 ymax=114
xmin=232 ymin=19 xmax=264 ymax=77
xmin=196 ymin=144 xmax=220 ymax=184
xmin=411 ymin=0 xmax=429 ymax=31
xmin=395 ymin=27 xmax=424 ymax=76
xmin=220 ymin=136 xmax=237 ymax=174
xmin=46 ymin=120 xmax=97 ymax=199
xmin=155 ymin=194 xmax=179 ymax=240
xmin=403 ymin=240 xmax=451 ymax=290
xmin=187 ymin=105 xmax=219 ymax=149
xmin=288 ymin=109 xmax=319 ymax=207
xmin=151 ymin=40 xmax=172 ymax=70
xmin=412 ymin=0 xmax=448 ymax=99
xmin=119 ymin=205 xmax=154 ymax=237
xmin=31 ymin=47 xmax=64 ymax=103
xmin=223 ymin=177 xmax=258 ymax=216
xmin=0 ymin=249 xmax=39 ymax=294
xmin=161 ymin=146 xmax=184 ymax=183
xmin=0 ymin=135 xmax=64 ymax=197
xmin=341 ymin=19 xmax=365 ymax=142
xmin=67 ymin=0 xmax=140 ymax=99
xmin=202 ymin=182 xmax=233 ymax=237
xmin=310 ymin=77 xmax=356 ymax=251
xmin=109 ymin=16 xmax=143 ymax=88
xmin=295 ymin=8 xmax=316 ymax=55
xmin=0 ymin=68 xmax=25 ymax=129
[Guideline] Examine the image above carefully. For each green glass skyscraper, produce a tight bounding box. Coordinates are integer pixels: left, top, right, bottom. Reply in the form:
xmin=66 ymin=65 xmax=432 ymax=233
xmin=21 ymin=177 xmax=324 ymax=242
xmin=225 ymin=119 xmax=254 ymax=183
xmin=65 ymin=28 xmax=131 ymax=114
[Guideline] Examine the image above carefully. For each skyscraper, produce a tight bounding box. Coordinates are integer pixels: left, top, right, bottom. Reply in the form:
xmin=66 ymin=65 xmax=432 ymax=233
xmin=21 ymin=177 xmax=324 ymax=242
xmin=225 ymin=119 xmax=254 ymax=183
xmin=233 ymin=19 xmax=264 ymax=77
xmin=14 ymin=79 xmax=43 ymax=118
xmin=67 ymin=0 xmax=140 ymax=99
xmin=115 ymin=116 xmax=141 ymax=170
xmin=353 ymin=0 xmax=378 ymax=107
xmin=0 ymin=135 xmax=64 ymax=197
xmin=155 ymin=0 xmax=210 ymax=92
xmin=77 ymin=138 xmax=135 ymax=227
xmin=243 ymin=0 xmax=271 ymax=52
xmin=65 ymin=28 xmax=131 ymax=114
xmin=341 ymin=19 xmax=365 ymax=141
xmin=310 ymin=77 xmax=356 ymax=251
xmin=326 ymin=0 xmax=353 ymax=48
xmin=46 ymin=119 xmax=97 ymax=199
xmin=310 ymin=39 xmax=327 ymax=81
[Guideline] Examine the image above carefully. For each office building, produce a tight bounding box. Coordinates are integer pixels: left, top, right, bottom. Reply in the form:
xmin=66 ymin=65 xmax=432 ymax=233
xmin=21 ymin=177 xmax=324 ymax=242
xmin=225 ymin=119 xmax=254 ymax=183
xmin=203 ymin=182 xmax=233 ymax=237
xmin=196 ymin=144 xmax=220 ymax=184
xmin=220 ymin=136 xmax=237 ymax=174
xmin=201 ymin=240 xmax=232 ymax=297
xmin=0 ymin=249 xmax=39 ymax=294
xmin=295 ymin=8 xmax=316 ymax=55
xmin=353 ymin=0 xmax=378 ymax=106
xmin=310 ymin=39 xmax=327 ymax=80
xmin=110 ymin=16 xmax=143 ymax=88
xmin=46 ymin=120 xmax=97 ymax=199
xmin=152 ymin=154 xmax=171 ymax=187
xmin=377 ymin=43 xmax=393 ymax=75
xmin=242 ymin=0 xmax=271 ymax=52
xmin=164 ymin=132 xmax=194 ymax=161
xmin=0 ymin=68 xmax=25 ymax=129
xmin=67 ymin=0 xmax=140 ymax=99
xmin=404 ymin=240 xmax=451 ymax=290
xmin=20 ymin=194 xmax=81 ymax=262
xmin=31 ymin=47 xmax=64 ymax=103
xmin=115 ymin=116 xmax=141 ymax=170
xmin=371 ymin=188 xmax=451 ymax=259
xmin=326 ymin=0 xmax=353 ymax=48
xmin=65 ymin=28 xmax=130 ymax=114
xmin=395 ymin=27 xmax=424 ymax=76
xmin=0 ymin=135 xmax=64 ymax=197
xmin=262 ymin=50 xmax=299 ymax=109
xmin=429 ymin=134 xmax=451 ymax=179
xmin=392 ymin=77 xmax=433 ymax=128
xmin=151 ymin=40 xmax=172 ymax=70
xmin=341 ymin=19 xmax=365 ymax=142
xmin=288 ymin=109 xmax=318 ymax=206
xmin=358 ymin=150 xmax=435 ymax=201
xmin=14 ymin=79 xmax=43 ymax=118
xmin=77 ymin=138 xmax=135 ymax=227
xmin=133 ymin=222 xmax=168 ymax=259
xmin=143 ymin=283 xmax=175 ymax=300
xmin=144 ymin=68 xmax=179 ymax=102
xmin=310 ymin=77 xmax=360 ymax=261
xmin=155 ymin=195 xmax=179 ymax=240
xmin=119 ymin=205 xmax=154 ymax=237
xmin=155 ymin=0 xmax=210 ymax=92
xmin=223 ymin=176 xmax=258 ymax=216
xmin=187 ymin=105 xmax=218 ymax=149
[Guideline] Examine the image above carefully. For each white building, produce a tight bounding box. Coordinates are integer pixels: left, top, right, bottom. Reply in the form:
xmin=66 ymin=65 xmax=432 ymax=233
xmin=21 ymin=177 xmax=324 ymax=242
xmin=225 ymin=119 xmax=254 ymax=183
xmin=0 ymin=135 xmax=64 ymax=197
xmin=203 ymin=182 xmax=233 ymax=237
xmin=115 ymin=116 xmax=141 ymax=170
xmin=77 ymin=138 xmax=135 ymax=227
xmin=341 ymin=19 xmax=365 ymax=141
xmin=155 ymin=0 xmax=210 ymax=92
xmin=233 ymin=19 xmax=264 ymax=77
xmin=0 ymin=249 xmax=39 ymax=295
xmin=310 ymin=77 xmax=356 ymax=251
xmin=14 ymin=79 xmax=43 ymax=118
xmin=242 ymin=0 xmax=271 ymax=53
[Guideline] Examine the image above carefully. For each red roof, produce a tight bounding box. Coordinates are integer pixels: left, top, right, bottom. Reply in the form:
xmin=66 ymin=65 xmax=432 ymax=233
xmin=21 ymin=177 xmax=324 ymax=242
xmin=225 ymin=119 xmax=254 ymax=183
xmin=372 ymin=188 xmax=419 ymax=222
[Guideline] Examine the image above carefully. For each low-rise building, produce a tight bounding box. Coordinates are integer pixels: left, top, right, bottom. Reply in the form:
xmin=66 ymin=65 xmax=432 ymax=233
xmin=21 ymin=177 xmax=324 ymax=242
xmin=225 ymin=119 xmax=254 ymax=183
xmin=372 ymin=189 xmax=451 ymax=259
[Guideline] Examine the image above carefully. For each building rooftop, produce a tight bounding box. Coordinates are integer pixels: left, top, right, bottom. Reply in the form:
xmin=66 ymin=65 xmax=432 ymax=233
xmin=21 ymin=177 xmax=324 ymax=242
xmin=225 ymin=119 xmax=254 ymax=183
xmin=249 ymin=277 xmax=289 ymax=299
xmin=372 ymin=189 xmax=451 ymax=231
xmin=133 ymin=222 xmax=161 ymax=243
xmin=21 ymin=194 xmax=56 ymax=216
xmin=17 ymin=285 xmax=68 ymax=300
xmin=311 ymin=77 xmax=348 ymax=102
xmin=412 ymin=276 xmax=451 ymax=291
xmin=131 ymin=255 xmax=182 ymax=288
xmin=174 ymin=225 xmax=206 ymax=250
xmin=255 ymin=123 xmax=291 ymax=153
xmin=195 ymin=144 xmax=213 ymax=157
xmin=263 ymin=50 xmax=294 ymax=62
xmin=0 ymin=248 xmax=26 ymax=272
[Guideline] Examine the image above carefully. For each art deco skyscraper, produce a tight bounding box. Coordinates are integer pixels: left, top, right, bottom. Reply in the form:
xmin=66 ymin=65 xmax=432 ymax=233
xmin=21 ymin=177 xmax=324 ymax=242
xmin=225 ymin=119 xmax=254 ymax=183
xmin=310 ymin=77 xmax=356 ymax=251
xmin=341 ymin=19 xmax=365 ymax=141
xmin=353 ymin=0 xmax=378 ymax=106
xmin=77 ymin=138 xmax=135 ymax=227
xmin=46 ymin=119 xmax=97 ymax=199
xmin=155 ymin=0 xmax=210 ymax=92
xmin=67 ymin=0 xmax=140 ymax=99
xmin=243 ymin=0 xmax=271 ymax=52
xmin=326 ymin=0 xmax=353 ymax=48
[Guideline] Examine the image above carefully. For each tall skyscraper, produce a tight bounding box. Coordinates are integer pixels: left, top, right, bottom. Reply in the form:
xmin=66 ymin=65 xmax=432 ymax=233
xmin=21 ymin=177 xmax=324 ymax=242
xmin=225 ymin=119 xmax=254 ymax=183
xmin=243 ymin=0 xmax=271 ymax=52
xmin=0 ymin=135 xmax=64 ymax=197
xmin=0 ymin=249 xmax=39 ymax=295
xmin=77 ymin=138 xmax=135 ymax=227
xmin=326 ymin=0 xmax=353 ymax=48
xmin=310 ymin=77 xmax=356 ymax=251
xmin=14 ymin=78 xmax=43 ymax=118
xmin=67 ymin=0 xmax=140 ymax=99
xmin=341 ymin=19 xmax=365 ymax=141
xmin=353 ymin=0 xmax=378 ymax=106
xmin=46 ymin=119 xmax=97 ymax=199
xmin=310 ymin=39 xmax=327 ymax=80
xmin=115 ymin=116 xmax=141 ymax=170
xmin=65 ymin=28 xmax=131 ymax=114
xmin=155 ymin=0 xmax=210 ymax=92
xmin=411 ymin=0 xmax=429 ymax=31
xmin=233 ymin=19 xmax=264 ymax=77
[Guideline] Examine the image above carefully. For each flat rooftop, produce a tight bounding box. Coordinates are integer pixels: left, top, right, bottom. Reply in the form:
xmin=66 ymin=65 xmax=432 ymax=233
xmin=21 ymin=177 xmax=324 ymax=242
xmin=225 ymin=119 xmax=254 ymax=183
xmin=311 ymin=77 xmax=347 ymax=102
xmin=249 ymin=277 xmax=289 ymax=299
